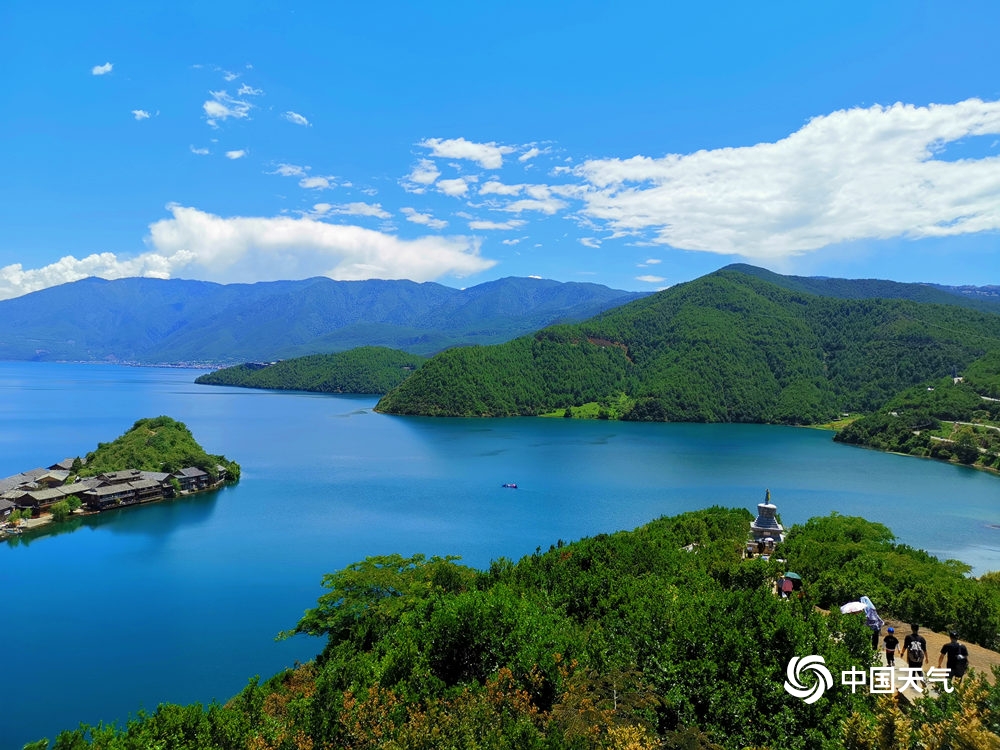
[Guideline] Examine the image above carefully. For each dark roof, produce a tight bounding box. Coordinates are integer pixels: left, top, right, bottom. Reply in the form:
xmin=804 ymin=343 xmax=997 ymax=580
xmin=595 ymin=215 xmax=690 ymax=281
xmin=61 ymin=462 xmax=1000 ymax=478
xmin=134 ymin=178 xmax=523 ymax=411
xmin=85 ymin=485 xmax=137 ymax=497
xmin=128 ymin=479 xmax=163 ymax=490
xmin=175 ymin=467 xmax=208 ymax=478
xmin=0 ymin=469 xmax=49 ymax=492
xmin=99 ymin=470 xmax=144 ymax=483
xmin=27 ymin=487 xmax=68 ymax=502
xmin=36 ymin=470 xmax=70 ymax=484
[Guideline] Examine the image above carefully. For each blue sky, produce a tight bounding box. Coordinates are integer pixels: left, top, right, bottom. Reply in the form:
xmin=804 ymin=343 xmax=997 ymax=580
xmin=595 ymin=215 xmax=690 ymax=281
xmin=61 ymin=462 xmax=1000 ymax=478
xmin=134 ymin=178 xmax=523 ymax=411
xmin=2 ymin=1 xmax=1000 ymax=300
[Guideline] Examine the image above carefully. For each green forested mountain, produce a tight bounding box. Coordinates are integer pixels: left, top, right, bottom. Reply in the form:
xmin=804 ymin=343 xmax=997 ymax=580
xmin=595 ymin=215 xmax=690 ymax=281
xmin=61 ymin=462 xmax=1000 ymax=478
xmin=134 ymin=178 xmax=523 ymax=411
xmin=376 ymin=267 xmax=1000 ymax=422
xmin=194 ymin=346 xmax=426 ymax=394
xmin=0 ymin=276 xmax=644 ymax=364
xmin=80 ymin=416 xmax=240 ymax=481
xmin=33 ymin=509 xmax=1000 ymax=750
xmin=833 ymin=347 xmax=1000 ymax=468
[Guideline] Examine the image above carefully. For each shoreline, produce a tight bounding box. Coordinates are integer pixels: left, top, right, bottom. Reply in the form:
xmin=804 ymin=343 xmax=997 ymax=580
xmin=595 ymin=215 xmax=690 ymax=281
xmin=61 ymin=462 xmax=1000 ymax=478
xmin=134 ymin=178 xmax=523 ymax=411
xmin=2 ymin=482 xmax=228 ymax=540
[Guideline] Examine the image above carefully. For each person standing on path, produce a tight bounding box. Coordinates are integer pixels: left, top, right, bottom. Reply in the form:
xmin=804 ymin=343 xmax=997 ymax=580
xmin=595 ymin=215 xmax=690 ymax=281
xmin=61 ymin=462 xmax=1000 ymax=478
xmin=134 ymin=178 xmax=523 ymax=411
xmin=883 ymin=627 xmax=899 ymax=667
xmin=937 ymin=631 xmax=969 ymax=683
xmin=903 ymin=623 xmax=928 ymax=677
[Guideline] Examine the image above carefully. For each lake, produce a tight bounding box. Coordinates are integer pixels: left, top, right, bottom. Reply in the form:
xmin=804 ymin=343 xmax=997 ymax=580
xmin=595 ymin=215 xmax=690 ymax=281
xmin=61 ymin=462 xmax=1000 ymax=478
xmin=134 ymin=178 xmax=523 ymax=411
xmin=2 ymin=361 xmax=998 ymax=748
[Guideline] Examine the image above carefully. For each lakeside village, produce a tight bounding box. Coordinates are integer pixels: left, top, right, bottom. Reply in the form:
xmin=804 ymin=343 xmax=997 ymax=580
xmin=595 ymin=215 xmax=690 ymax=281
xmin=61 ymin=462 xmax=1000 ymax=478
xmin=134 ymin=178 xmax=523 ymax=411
xmin=0 ymin=460 xmax=229 ymax=536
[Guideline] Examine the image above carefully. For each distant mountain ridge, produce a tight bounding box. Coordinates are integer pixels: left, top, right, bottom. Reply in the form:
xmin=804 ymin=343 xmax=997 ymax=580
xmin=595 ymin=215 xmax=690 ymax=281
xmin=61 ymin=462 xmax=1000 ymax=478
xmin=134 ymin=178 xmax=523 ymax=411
xmin=724 ymin=263 xmax=1000 ymax=313
xmin=0 ymin=276 xmax=646 ymax=365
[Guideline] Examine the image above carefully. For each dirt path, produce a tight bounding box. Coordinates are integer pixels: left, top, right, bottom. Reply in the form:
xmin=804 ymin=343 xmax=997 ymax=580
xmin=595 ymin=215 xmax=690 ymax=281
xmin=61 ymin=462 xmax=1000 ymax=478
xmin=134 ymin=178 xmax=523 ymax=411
xmin=881 ymin=617 xmax=999 ymax=682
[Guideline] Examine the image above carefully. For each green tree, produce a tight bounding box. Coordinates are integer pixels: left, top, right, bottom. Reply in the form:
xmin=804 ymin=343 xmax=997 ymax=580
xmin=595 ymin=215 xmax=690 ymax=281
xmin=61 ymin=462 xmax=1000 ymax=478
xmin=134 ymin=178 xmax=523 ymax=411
xmin=50 ymin=500 xmax=71 ymax=522
xmin=954 ymin=427 xmax=981 ymax=464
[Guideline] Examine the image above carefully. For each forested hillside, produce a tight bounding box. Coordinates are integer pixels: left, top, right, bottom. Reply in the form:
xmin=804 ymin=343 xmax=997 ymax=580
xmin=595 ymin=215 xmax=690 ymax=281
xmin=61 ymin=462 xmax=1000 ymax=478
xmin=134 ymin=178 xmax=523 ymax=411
xmin=195 ymin=347 xmax=426 ymax=394
xmin=80 ymin=416 xmax=240 ymax=482
xmin=377 ymin=268 xmax=1000 ymax=423
xmin=31 ymin=509 xmax=1000 ymax=749
xmin=834 ymin=347 xmax=1000 ymax=469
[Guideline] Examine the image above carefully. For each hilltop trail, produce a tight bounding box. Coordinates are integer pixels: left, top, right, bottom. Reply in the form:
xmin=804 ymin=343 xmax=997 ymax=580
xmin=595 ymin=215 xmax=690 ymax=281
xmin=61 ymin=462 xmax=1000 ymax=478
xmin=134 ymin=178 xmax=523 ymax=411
xmin=880 ymin=617 xmax=999 ymax=681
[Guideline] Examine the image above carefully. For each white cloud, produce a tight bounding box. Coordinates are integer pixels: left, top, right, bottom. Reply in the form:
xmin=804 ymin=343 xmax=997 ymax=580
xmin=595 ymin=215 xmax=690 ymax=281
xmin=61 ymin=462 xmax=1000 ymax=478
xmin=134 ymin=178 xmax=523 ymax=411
xmin=283 ymin=111 xmax=310 ymax=127
xmin=636 ymin=275 xmax=666 ymax=283
xmin=91 ymin=62 xmax=113 ymax=76
xmin=222 ymin=70 xmax=239 ymax=82
xmin=324 ymin=202 xmax=392 ymax=219
xmin=203 ymin=90 xmax=253 ymax=127
xmin=579 ymin=237 xmax=600 ymax=248
xmin=0 ymin=204 xmax=495 ymax=300
xmin=419 ymin=137 xmax=514 ymax=169
xmin=468 ymin=219 xmax=527 ymax=230
xmin=401 ymin=207 xmax=448 ymax=229
xmin=0 ymin=250 xmax=192 ymax=301
xmin=501 ymin=197 xmax=567 ymax=215
xmin=299 ymin=176 xmax=333 ymax=189
xmin=406 ymin=159 xmax=440 ymax=187
xmin=519 ymin=147 xmax=543 ymax=162
xmin=237 ymin=84 xmax=264 ymax=96
xmin=226 ymin=149 xmax=248 ymax=160
xmin=190 ymin=146 xmax=210 ymax=155
xmin=577 ymin=98 xmax=1000 ymax=259
xmin=132 ymin=109 xmax=151 ymax=121
xmin=480 ymin=181 xmax=524 ymax=196
xmin=144 ymin=205 xmax=489 ymax=281
xmin=437 ymin=178 xmax=470 ymax=197
xmin=270 ymin=163 xmax=308 ymax=177
xmin=502 ymin=237 xmax=526 ymax=246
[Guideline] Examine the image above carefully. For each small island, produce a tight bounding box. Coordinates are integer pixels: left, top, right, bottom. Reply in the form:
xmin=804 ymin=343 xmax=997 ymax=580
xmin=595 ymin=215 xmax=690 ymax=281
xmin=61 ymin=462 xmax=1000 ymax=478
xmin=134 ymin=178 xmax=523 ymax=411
xmin=0 ymin=416 xmax=239 ymax=534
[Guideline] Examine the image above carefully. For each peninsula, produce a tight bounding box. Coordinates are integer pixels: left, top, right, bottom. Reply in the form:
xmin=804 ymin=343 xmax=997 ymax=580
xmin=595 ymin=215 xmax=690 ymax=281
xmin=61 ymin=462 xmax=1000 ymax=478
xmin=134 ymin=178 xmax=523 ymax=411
xmin=0 ymin=416 xmax=239 ymax=533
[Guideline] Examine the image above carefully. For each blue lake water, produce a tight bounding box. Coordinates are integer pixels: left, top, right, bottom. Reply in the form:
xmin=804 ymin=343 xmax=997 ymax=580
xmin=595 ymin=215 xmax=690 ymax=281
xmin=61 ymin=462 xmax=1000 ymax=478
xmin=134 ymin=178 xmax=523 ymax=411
xmin=2 ymin=361 xmax=999 ymax=747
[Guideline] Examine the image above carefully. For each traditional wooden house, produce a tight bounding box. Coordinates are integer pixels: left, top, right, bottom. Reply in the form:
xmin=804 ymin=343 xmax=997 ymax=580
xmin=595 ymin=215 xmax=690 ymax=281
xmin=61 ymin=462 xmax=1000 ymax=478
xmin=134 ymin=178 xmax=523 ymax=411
xmin=173 ymin=467 xmax=210 ymax=492
xmin=81 ymin=476 xmax=171 ymax=510
xmin=3 ymin=461 xmax=220 ymax=514
xmin=97 ymin=469 xmax=144 ymax=485
xmin=0 ymin=468 xmax=49 ymax=494
xmin=31 ymin=470 xmax=71 ymax=489
xmin=14 ymin=479 xmax=97 ymax=511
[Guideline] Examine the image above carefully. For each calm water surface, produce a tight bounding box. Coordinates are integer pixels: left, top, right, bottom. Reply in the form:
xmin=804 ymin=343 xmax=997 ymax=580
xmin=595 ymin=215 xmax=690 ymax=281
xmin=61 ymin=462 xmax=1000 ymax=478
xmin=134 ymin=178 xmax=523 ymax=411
xmin=2 ymin=362 xmax=998 ymax=747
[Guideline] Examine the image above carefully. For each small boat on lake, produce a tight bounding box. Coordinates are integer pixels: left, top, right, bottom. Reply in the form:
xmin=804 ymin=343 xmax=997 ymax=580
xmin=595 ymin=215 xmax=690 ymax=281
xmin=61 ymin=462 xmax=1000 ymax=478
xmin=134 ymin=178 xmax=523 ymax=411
xmin=501 ymin=482 xmax=518 ymax=489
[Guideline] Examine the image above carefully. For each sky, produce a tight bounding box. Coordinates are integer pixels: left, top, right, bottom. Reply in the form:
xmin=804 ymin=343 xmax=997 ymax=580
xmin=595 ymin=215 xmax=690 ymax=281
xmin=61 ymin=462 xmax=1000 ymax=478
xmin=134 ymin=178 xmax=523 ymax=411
xmin=2 ymin=0 xmax=1000 ymax=301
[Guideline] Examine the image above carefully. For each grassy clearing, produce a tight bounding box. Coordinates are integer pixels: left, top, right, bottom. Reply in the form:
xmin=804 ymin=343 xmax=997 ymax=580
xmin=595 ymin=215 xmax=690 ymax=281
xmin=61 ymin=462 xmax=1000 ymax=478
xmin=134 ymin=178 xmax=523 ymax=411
xmin=809 ymin=414 xmax=861 ymax=430
xmin=538 ymin=393 xmax=634 ymax=420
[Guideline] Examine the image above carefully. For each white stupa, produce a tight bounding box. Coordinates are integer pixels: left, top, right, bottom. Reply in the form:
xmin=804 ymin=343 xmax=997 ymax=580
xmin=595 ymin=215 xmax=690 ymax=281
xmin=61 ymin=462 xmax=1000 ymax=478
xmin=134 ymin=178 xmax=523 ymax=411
xmin=750 ymin=489 xmax=784 ymax=544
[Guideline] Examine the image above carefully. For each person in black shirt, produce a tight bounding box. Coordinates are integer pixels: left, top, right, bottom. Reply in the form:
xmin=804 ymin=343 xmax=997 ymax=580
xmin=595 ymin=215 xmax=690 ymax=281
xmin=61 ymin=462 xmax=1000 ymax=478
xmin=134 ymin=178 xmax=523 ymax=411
xmin=883 ymin=626 xmax=899 ymax=667
xmin=937 ymin=631 xmax=969 ymax=682
xmin=903 ymin=623 xmax=928 ymax=676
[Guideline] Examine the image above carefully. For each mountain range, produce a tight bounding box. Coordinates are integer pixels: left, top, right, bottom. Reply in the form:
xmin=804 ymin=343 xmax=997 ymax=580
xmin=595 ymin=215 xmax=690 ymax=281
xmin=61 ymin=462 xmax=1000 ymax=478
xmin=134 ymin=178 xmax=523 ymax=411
xmin=0 ymin=276 xmax=645 ymax=365
xmin=376 ymin=265 xmax=1000 ymax=423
